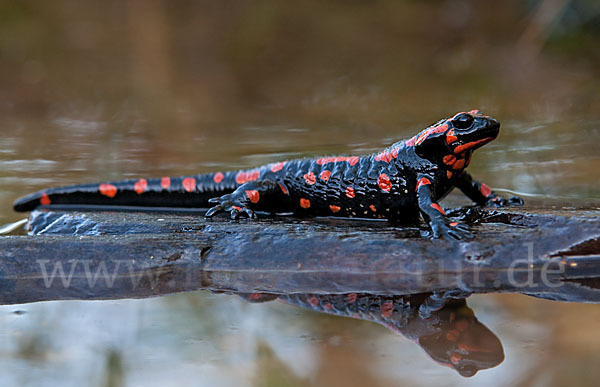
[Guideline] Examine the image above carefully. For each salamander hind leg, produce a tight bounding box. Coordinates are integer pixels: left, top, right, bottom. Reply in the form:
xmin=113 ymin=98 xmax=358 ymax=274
xmin=205 ymin=179 xmax=280 ymax=220
xmin=206 ymin=193 xmax=256 ymax=219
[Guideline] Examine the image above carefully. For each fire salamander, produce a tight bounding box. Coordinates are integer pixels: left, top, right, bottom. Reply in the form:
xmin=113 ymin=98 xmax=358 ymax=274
xmin=238 ymin=292 xmax=504 ymax=377
xmin=13 ymin=110 xmax=522 ymax=239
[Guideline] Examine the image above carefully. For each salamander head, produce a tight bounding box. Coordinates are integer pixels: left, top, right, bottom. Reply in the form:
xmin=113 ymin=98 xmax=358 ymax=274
xmin=413 ymin=110 xmax=500 ymax=171
xmin=417 ymin=299 xmax=505 ymax=377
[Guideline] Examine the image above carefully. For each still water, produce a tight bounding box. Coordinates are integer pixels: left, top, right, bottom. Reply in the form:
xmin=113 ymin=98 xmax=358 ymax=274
xmin=1 ymin=1 xmax=599 ymax=386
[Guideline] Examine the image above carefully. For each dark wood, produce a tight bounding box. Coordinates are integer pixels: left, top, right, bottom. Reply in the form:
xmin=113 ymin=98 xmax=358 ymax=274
xmin=0 ymin=207 xmax=599 ymax=305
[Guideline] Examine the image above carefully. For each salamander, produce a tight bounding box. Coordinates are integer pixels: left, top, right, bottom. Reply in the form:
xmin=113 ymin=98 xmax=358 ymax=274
xmin=13 ymin=110 xmax=522 ymax=239
xmin=238 ymin=292 xmax=504 ymax=377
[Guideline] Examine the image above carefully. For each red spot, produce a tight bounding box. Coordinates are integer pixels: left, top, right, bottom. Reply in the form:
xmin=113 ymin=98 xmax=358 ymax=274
xmin=99 ymin=184 xmax=117 ymax=198
xmin=323 ymin=303 xmax=332 ymax=311
xmin=369 ymin=204 xmax=377 ymax=212
xmin=270 ymin=162 xmax=285 ymax=172
xmin=468 ymin=109 xmax=481 ymax=114
xmin=235 ymin=172 xmax=245 ymax=184
xmin=320 ymin=170 xmax=331 ymax=181
xmin=235 ymin=170 xmax=260 ymax=184
xmin=308 ymin=296 xmax=319 ymax=306
xmin=450 ymin=353 xmax=462 ymax=365
xmin=380 ymin=301 xmax=394 ymax=318
xmin=245 ymin=189 xmax=260 ymax=203
xmin=433 ymin=123 xmax=449 ymax=133
xmin=161 ymin=177 xmax=171 ymax=189
xmin=304 ymin=172 xmax=316 ymax=185
xmin=447 ymin=171 xmax=453 ymax=179
xmin=375 ymin=147 xmax=399 ymax=163
xmin=182 ymin=177 xmax=196 ymax=192
xmin=346 ymin=293 xmax=357 ymax=303
xmin=213 ymin=172 xmax=224 ymax=183
xmin=300 ymin=198 xmax=311 ymax=208
xmin=40 ymin=192 xmax=51 ymax=205
xmin=480 ymin=183 xmax=492 ymax=197
xmin=415 ymin=132 xmax=428 ymax=146
xmin=416 ymin=177 xmax=431 ymax=191
xmin=416 ymin=124 xmax=448 ymax=145
xmin=446 ymin=130 xmax=458 ymax=144
xmin=329 ymin=205 xmax=341 ymax=213
xmin=443 ymin=154 xmax=456 ymax=165
xmin=450 ymin=222 xmax=459 ymax=227
xmin=452 ymin=159 xmax=466 ymax=170
xmin=345 ymin=186 xmax=355 ymax=198
xmin=454 ymin=137 xmax=494 ymax=153
xmin=431 ymin=203 xmax=446 ymax=215
xmin=249 ymin=293 xmax=262 ymax=301
xmin=405 ymin=136 xmax=416 ymax=146
xmin=279 ymin=183 xmax=289 ymax=195
xmin=232 ymin=206 xmax=242 ymax=211
xmin=134 ymin=178 xmax=148 ymax=194
xmin=378 ymin=173 xmax=391 ymax=192
xmin=316 ymin=156 xmax=359 ymax=166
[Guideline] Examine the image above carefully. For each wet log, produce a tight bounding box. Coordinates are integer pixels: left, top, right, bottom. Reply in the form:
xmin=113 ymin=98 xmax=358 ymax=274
xmin=0 ymin=206 xmax=599 ymax=305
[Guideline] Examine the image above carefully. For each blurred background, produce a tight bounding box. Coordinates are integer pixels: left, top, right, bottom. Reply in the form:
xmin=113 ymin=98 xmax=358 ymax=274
xmin=1 ymin=0 xmax=599 ymax=218
xmin=0 ymin=0 xmax=599 ymax=386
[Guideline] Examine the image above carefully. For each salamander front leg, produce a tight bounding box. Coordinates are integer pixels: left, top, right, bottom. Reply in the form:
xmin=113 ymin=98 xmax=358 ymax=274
xmin=455 ymin=172 xmax=523 ymax=207
xmin=416 ymin=175 xmax=472 ymax=240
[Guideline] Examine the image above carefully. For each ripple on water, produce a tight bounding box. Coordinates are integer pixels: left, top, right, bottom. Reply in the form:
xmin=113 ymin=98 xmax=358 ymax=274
xmin=52 ymin=118 xmax=107 ymax=133
xmin=0 ymin=159 xmax=58 ymax=172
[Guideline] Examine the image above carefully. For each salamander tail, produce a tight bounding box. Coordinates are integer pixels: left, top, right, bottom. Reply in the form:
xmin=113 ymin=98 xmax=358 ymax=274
xmin=13 ymin=172 xmax=239 ymax=212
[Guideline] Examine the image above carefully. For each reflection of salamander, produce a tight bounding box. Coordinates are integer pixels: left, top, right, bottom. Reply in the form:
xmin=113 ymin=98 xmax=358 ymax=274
xmin=239 ymin=292 xmax=504 ymax=377
xmin=13 ymin=110 xmax=521 ymax=239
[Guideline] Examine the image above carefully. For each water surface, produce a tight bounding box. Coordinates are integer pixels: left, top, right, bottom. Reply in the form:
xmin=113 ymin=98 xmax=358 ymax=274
xmin=0 ymin=1 xmax=599 ymax=386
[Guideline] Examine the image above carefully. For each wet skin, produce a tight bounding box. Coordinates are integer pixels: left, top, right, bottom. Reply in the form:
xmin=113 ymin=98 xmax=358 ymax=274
xmin=13 ymin=110 xmax=523 ymax=239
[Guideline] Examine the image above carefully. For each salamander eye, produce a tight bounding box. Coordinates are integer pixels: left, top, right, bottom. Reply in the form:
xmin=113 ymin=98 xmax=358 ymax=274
xmin=452 ymin=113 xmax=474 ymax=129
